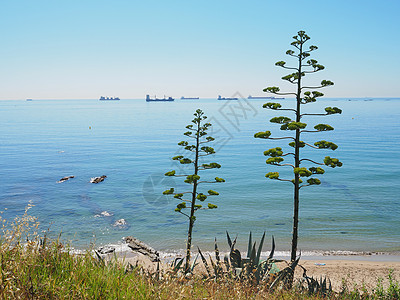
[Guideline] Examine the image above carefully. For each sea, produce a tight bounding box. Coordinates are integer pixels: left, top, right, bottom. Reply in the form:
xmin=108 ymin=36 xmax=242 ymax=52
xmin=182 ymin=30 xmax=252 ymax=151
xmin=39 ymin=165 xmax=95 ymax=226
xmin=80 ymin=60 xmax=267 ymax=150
xmin=1 ymin=96 xmax=399 ymax=257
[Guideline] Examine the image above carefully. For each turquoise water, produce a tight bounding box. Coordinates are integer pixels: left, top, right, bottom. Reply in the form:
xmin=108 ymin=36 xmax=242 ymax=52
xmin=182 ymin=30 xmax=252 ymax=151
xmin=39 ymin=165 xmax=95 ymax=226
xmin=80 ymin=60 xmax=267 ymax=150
xmin=1 ymin=97 xmax=399 ymax=254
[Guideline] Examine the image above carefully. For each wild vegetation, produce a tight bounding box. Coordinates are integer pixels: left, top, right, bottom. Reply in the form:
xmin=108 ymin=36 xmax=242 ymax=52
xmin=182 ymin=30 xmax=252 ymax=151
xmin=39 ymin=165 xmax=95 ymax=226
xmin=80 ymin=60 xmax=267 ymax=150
xmin=1 ymin=209 xmax=399 ymax=299
xmin=163 ymin=109 xmax=224 ymax=273
xmin=255 ymin=30 xmax=342 ymax=262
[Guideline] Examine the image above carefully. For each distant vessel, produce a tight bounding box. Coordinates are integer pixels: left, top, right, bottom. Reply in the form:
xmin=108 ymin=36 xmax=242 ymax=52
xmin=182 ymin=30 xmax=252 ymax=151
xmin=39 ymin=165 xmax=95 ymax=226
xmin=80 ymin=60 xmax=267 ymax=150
xmin=248 ymin=95 xmax=285 ymax=100
xmin=180 ymin=96 xmax=199 ymax=100
xmin=99 ymin=96 xmax=120 ymax=101
xmin=217 ymin=95 xmax=238 ymax=100
xmin=26 ymin=99 xmax=33 ymax=101
xmin=146 ymin=95 xmax=174 ymax=102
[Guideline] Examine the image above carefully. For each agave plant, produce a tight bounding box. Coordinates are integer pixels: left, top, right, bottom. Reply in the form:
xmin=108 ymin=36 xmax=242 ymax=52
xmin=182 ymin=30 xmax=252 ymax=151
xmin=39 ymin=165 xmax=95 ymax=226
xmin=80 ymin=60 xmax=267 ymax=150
xmin=197 ymin=232 xmax=300 ymax=290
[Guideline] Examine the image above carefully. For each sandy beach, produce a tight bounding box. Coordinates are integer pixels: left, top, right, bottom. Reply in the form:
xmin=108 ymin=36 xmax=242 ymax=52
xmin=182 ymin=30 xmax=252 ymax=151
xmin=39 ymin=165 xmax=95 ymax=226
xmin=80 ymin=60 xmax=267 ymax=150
xmin=112 ymin=249 xmax=400 ymax=293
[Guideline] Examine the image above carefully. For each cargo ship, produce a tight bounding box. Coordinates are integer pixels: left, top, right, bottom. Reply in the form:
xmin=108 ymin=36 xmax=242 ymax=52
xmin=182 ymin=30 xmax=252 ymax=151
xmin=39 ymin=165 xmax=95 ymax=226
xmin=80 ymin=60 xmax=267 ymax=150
xmin=217 ymin=95 xmax=238 ymax=100
xmin=146 ymin=95 xmax=174 ymax=102
xmin=248 ymin=95 xmax=285 ymax=100
xmin=99 ymin=96 xmax=120 ymax=101
xmin=180 ymin=96 xmax=199 ymax=100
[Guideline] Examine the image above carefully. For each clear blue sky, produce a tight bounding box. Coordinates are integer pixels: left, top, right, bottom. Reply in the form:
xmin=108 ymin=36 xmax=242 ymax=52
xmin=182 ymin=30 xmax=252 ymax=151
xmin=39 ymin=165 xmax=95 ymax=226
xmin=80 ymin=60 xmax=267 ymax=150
xmin=1 ymin=0 xmax=399 ymax=99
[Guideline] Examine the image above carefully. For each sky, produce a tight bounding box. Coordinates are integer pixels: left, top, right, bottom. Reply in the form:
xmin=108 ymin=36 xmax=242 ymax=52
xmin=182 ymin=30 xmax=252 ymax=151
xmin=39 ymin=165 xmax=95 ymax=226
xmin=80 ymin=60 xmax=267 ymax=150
xmin=1 ymin=0 xmax=399 ymax=100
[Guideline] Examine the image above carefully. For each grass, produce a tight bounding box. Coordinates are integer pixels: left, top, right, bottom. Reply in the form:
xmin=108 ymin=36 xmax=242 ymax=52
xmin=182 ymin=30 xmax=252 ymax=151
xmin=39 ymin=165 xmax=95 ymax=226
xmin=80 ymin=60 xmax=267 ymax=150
xmin=1 ymin=206 xmax=400 ymax=299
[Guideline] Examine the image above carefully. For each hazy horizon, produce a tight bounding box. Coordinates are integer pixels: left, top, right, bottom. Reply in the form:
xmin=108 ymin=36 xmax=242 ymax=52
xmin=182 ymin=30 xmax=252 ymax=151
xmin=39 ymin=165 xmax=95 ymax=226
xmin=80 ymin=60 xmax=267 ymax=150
xmin=1 ymin=0 xmax=399 ymax=100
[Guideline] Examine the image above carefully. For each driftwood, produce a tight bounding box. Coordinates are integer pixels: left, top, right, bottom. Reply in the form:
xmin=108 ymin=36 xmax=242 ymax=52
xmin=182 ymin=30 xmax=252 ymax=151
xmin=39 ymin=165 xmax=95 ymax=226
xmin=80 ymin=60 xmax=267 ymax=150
xmin=125 ymin=236 xmax=160 ymax=262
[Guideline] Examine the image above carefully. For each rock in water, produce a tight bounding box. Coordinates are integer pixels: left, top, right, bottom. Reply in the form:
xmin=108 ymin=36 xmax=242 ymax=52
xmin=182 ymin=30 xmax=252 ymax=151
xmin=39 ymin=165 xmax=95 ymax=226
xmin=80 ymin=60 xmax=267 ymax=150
xmin=97 ymin=245 xmax=116 ymax=255
xmin=113 ymin=219 xmax=128 ymax=229
xmin=125 ymin=236 xmax=160 ymax=262
xmin=57 ymin=175 xmax=75 ymax=183
xmin=90 ymin=175 xmax=107 ymax=183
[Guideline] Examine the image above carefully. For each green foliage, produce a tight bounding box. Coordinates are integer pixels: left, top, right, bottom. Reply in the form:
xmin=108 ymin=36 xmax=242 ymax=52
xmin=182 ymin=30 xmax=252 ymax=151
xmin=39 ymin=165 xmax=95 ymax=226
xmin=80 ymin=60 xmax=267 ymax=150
xmin=172 ymin=155 xmax=184 ymax=160
xmin=208 ymin=190 xmax=219 ymax=195
xmin=163 ymin=188 xmax=174 ymax=195
xmin=165 ymin=170 xmax=176 ymax=176
xmin=324 ymin=156 xmax=343 ymax=168
xmin=306 ymin=178 xmax=321 ymax=185
xmin=314 ymin=124 xmax=334 ymax=131
xmin=266 ymin=157 xmax=284 ymax=165
xmin=180 ymin=158 xmax=193 ymax=164
xmin=265 ymin=172 xmax=280 ymax=179
xmin=270 ymin=116 xmax=292 ymax=124
xmin=325 ymin=106 xmax=342 ymax=115
xmin=207 ymin=203 xmax=218 ymax=209
xmin=309 ymin=167 xmax=325 ymax=174
xmin=264 ymin=147 xmax=283 ymax=157
xmin=263 ymin=102 xmax=282 ymax=109
xmin=294 ymin=167 xmax=312 ymax=177
xmin=184 ymin=174 xmax=200 ymax=183
xmin=289 ymin=141 xmax=305 ymax=148
xmin=254 ymin=131 xmax=272 ymax=138
xmin=280 ymin=122 xmax=307 ymax=130
xmin=314 ymin=140 xmax=338 ymax=150
xmin=215 ymin=177 xmax=225 ymax=182
xmin=196 ymin=193 xmax=207 ymax=201
xmin=202 ymin=162 xmax=221 ymax=169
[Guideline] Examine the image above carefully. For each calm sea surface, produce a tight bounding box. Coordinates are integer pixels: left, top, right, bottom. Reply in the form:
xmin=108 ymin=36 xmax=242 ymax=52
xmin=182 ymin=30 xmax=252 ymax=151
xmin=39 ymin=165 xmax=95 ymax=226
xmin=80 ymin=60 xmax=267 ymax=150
xmin=1 ymin=97 xmax=399 ymax=254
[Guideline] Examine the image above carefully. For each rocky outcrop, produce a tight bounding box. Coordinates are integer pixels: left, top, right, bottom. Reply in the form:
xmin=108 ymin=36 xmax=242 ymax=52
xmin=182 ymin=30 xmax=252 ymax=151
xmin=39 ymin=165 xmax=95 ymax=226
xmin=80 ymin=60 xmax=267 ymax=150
xmin=90 ymin=175 xmax=107 ymax=183
xmin=125 ymin=236 xmax=160 ymax=262
xmin=57 ymin=175 xmax=74 ymax=183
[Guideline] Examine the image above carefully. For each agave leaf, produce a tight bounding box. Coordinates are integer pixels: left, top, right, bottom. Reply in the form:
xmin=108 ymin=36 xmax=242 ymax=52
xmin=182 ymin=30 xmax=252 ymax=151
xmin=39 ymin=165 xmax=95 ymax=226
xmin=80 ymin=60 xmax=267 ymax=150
xmin=249 ymin=242 xmax=257 ymax=268
xmin=190 ymin=254 xmax=199 ymax=272
xmin=224 ymin=253 xmax=230 ymax=271
xmin=226 ymin=231 xmax=232 ymax=248
xmin=208 ymin=253 xmax=218 ymax=276
xmin=173 ymin=257 xmax=184 ymax=273
xmin=269 ymin=257 xmax=300 ymax=291
xmin=247 ymin=232 xmax=252 ymax=258
xmin=214 ymin=238 xmax=222 ymax=272
xmin=256 ymin=231 xmax=265 ymax=265
xmin=230 ymin=249 xmax=241 ymax=269
xmin=197 ymin=246 xmax=212 ymax=276
xmin=268 ymin=235 xmax=275 ymax=260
